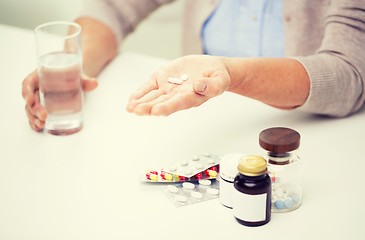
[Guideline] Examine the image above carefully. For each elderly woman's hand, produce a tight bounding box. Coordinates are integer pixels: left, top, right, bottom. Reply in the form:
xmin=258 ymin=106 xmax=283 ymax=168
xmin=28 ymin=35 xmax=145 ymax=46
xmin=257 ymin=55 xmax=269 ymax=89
xmin=22 ymin=70 xmax=98 ymax=131
xmin=126 ymin=55 xmax=231 ymax=116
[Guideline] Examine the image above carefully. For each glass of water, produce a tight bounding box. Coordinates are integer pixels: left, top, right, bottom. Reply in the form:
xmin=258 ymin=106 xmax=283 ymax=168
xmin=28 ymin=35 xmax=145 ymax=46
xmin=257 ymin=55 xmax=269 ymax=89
xmin=34 ymin=21 xmax=83 ymax=135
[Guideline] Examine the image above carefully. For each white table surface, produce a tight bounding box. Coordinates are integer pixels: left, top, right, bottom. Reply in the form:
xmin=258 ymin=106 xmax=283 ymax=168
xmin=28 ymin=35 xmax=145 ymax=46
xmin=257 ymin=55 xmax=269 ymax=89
xmin=1 ymin=23 xmax=365 ymax=240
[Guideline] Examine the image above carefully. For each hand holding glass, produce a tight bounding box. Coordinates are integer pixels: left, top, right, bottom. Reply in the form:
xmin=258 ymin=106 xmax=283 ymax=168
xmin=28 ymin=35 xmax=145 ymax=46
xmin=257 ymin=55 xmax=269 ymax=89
xmin=35 ymin=21 xmax=83 ymax=135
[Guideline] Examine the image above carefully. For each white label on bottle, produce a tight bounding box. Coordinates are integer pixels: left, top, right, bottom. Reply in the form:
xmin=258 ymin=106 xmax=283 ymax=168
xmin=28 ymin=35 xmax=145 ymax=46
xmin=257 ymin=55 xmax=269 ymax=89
xmin=233 ymin=191 xmax=267 ymax=222
xmin=219 ymin=176 xmax=234 ymax=208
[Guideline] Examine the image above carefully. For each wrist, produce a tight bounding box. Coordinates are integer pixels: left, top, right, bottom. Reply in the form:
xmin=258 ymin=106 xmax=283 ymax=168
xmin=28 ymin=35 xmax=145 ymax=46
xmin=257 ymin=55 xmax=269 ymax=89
xmin=220 ymin=56 xmax=248 ymax=93
xmin=75 ymin=17 xmax=118 ymax=77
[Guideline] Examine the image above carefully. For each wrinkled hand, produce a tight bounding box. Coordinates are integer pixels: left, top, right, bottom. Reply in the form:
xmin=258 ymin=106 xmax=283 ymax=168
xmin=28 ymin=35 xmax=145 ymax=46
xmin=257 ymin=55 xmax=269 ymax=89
xmin=126 ymin=55 xmax=231 ymax=116
xmin=22 ymin=70 xmax=98 ymax=131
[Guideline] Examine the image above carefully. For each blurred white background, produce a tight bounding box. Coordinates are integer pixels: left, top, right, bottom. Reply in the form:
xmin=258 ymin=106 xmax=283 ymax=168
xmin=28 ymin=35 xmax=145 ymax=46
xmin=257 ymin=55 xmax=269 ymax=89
xmin=0 ymin=0 xmax=183 ymax=59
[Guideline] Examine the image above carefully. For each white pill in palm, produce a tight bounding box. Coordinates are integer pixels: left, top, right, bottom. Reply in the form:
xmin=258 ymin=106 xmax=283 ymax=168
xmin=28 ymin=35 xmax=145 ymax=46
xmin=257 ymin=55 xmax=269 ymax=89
xmin=168 ymin=77 xmax=183 ymax=85
xmin=180 ymin=74 xmax=189 ymax=81
xmin=182 ymin=182 xmax=195 ymax=190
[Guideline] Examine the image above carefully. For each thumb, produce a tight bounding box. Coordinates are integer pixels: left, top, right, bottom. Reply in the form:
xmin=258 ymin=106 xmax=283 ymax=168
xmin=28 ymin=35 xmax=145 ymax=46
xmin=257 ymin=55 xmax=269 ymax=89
xmin=193 ymin=77 xmax=228 ymax=98
xmin=82 ymin=74 xmax=98 ymax=92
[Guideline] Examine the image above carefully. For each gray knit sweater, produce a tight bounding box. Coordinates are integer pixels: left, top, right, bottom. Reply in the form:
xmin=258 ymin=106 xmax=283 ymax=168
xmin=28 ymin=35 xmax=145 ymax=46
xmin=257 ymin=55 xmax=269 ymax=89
xmin=79 ymin=0 xmax=365 ymax=117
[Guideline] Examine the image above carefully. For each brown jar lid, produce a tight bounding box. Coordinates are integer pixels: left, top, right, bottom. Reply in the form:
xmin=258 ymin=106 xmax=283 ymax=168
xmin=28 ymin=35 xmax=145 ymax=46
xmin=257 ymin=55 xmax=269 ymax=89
xmin=259 ymin=127 xmax=300 ymax=153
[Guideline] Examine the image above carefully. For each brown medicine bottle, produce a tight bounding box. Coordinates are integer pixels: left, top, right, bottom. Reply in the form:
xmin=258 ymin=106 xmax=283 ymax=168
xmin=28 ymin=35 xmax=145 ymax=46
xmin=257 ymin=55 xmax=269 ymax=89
xmin=233 ymin=155 xmax=271 ymax=227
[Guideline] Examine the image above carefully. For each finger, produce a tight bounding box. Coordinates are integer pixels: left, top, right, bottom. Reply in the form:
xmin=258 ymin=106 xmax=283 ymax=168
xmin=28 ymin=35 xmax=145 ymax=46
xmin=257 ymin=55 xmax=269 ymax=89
xmin=136 ymin=89 xmax=165 ymax=104
xmin=193 ymin=75 xmax=229 ymax=98
xmin=25 ymin=106 xmax=45 ymax=131
xmin=133 ymin=94 xmax=170 ymax=115
xmin=133 ymin=84 xmax=197 ymax=116
xmin=22 ymin=70 xmax=39 ymax=106
xmin=129 ymin=77 xmax=159 ymax=101
xmin=126 ymin=89 xmax=164 ymax=113
xmin=29 ymin=103 xmax=47 ymax=122
xmin=151 ymin=92 xmax=209 ymax=116
xmin=31 ymin=89 xmax=48 ymax=120
xmin=82 ymin=74 xmax=98 ymax=92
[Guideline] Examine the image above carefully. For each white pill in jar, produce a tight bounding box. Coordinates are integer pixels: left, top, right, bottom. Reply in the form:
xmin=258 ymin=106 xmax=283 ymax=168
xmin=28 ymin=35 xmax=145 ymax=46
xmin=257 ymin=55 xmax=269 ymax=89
xmin=207 ymin=188 xmax=219 ymax=196
xmin=276 ymin=188 xmax=284 ymax=198
xmin=182 ymin=182 xmax=195 ymax=190
xmin=190 ymin=191 xmax=203 ymax=199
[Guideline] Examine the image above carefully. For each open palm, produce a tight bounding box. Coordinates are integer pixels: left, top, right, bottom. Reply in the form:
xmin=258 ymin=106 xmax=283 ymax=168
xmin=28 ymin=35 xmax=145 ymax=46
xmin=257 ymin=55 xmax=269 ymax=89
xmin=126 ymin=55 xmax=231 ymax=116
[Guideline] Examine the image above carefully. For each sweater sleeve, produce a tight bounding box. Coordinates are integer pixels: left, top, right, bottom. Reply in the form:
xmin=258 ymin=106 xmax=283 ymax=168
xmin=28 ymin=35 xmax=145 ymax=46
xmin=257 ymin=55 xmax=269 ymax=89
xmin=78 ymin=0 xmax=175 ymax=43
xmin=294 ymin=1 xmax=365 ymax=117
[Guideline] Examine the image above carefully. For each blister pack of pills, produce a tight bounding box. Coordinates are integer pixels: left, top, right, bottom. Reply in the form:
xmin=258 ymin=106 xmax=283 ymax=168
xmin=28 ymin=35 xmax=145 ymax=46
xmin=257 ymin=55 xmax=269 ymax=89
xmin=164 ymin=179 xmax=220 ymax=207
xmin=166 ymin=153 xmax=221 ymax=178
xmin=142 ymin=165 xmax=219 ymax=183
xmin=141 ymin=153 xmax=221 ymax=183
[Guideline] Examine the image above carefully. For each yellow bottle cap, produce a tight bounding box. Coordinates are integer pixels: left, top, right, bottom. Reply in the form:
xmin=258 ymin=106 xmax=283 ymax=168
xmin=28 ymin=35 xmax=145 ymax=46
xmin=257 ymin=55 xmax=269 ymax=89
xmin=237 ymin=155 xmax=267 ymax=176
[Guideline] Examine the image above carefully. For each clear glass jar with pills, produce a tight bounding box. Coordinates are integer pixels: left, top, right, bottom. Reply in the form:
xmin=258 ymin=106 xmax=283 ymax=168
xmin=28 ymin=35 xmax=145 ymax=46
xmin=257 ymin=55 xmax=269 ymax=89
xmin=259 ymin=127 xmax=303 ymax=213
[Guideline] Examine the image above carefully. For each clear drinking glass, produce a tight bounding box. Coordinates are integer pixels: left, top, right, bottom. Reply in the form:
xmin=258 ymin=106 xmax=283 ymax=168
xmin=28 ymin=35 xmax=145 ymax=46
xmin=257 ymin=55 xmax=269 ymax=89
xmin=34 ymin=21 xmax=83 ymax=135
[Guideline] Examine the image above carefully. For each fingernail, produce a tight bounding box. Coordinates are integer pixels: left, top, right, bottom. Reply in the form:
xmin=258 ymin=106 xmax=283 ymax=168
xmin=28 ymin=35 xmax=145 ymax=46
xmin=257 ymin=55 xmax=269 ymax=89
xmin=34 ymin=119 xmax=41 ymax=127
xmin=25 ymin=95 xmax=31 ymax=105
xmin=37 ymin=110 xmax=47 ymax=120
xmin=126 ymin=104 xmax=134 ymax=113
xmin=37 ymin=112 xmax=43 ymax=120
xmin=195 ymin=81 xmax=207 ymax=92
